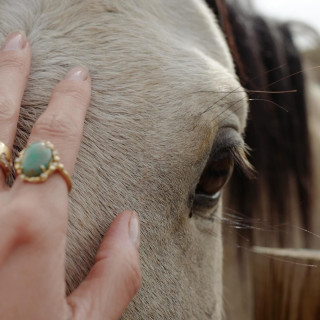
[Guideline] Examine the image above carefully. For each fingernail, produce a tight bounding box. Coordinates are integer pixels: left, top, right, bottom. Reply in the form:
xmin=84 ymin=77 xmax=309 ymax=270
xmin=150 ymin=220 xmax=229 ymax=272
xmin=1 ymin=31 xmax=27 ymax=51
xmin=64 ymin=66 xmax=88 ymax=81
xmin=128 ymin=211 xmax=140 ymax=248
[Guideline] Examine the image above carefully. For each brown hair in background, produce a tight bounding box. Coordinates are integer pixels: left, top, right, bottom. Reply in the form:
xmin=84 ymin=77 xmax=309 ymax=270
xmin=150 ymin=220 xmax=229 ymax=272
xmin=205 ymin=0 xmax=312 ymax=245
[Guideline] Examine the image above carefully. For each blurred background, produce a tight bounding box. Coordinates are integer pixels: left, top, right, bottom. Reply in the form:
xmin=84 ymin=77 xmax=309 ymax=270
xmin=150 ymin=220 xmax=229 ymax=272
xmin=253 ymin=0 xmax=320 ymax=34
xmin=252 ymin=0 xmax=320 ymax=81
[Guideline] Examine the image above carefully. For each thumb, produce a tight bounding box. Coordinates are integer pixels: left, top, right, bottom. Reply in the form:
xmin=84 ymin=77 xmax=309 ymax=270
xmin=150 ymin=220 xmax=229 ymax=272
xmin=67 ymin=211 xmax=141 ymax=320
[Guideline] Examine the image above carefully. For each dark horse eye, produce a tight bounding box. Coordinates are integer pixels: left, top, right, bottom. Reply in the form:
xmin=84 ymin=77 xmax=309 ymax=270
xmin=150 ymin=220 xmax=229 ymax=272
xmin=194 ymin=153 xmax=234 ymax=208
xmin=191 ymin=129 xmax=254 ymax=212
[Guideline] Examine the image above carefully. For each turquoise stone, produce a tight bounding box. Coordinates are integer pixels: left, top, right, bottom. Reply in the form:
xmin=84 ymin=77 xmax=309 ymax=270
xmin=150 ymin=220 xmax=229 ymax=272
xmin=21 ymin=142 xmax=53 ymax=177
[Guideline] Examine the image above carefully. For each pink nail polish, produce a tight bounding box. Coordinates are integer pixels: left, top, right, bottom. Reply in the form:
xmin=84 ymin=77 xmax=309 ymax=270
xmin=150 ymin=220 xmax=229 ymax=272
xmin=1 ymin=31 xmax=27 ymax=51
xmin=129 ymin=212 xmax=140 ymax=248
xmin=64 ymin=66 xmax=88 ymax=81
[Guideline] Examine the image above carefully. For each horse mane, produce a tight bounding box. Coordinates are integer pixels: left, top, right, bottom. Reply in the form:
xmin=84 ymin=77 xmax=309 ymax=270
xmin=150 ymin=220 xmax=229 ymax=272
xmin=206 ymin=0 xmax=313 ymax=245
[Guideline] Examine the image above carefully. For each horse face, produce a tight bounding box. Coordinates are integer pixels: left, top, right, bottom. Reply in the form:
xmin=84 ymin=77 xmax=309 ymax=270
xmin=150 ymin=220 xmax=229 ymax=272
xmin=2 ymin=0 xmax=248 ymax=318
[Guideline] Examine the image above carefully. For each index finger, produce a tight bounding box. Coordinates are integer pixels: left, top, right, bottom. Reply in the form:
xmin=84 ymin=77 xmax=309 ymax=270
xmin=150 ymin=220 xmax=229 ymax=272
xmin=0 ymin=32 xmax=31 ymax=186
xmin=0 ymin=32 xmax=31 ymax=148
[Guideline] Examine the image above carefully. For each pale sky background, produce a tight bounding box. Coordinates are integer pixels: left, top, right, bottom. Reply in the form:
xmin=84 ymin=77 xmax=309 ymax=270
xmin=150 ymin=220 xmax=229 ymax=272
xmin=253 ymin=0 xmax=320 ymax=34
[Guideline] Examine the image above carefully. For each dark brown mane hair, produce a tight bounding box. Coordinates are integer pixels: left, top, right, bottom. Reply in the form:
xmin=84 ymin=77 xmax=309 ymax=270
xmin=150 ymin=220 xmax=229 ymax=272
xmin=205 ymin=0 xmax=312 ymax=245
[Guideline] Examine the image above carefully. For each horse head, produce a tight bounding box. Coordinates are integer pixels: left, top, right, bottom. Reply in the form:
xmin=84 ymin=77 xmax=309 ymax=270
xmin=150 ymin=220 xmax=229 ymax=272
xmin=1 ymin=0 xmax=316 ymax=319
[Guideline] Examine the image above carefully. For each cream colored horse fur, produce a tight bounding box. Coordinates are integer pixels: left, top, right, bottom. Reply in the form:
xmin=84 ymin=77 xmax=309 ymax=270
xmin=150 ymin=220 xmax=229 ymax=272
xmin=0 ymin=1 xmax=248 ymax=319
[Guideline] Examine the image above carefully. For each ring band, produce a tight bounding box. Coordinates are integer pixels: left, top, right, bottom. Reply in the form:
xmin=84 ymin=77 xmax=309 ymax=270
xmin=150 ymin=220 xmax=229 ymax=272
xmin=14 ymin=141 xmax=72 ymax=192
xmin=0 ymin=141 xmax=12 ymax=178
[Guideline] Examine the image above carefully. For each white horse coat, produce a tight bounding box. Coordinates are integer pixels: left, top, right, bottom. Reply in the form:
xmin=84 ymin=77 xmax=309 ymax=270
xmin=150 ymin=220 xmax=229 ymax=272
xmin=0 ymin=1 xmax=248 ymax=319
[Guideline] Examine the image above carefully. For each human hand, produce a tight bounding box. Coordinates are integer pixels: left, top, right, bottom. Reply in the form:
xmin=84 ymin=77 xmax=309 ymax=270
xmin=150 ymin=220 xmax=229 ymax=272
xmin=0 ymin=31 xmax=141 ymax=320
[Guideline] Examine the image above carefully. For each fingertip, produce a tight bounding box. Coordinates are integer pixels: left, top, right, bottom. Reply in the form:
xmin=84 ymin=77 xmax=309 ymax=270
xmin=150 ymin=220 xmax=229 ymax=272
xmin=64 ymin=66 xmax=89 ymax=82
xmin=67 ymin=210 xmax=142 ymax=320
xmin=95 ymin=210 xmax=142 ymax=291
xmin=101 ymin=210 xmax=140 ymax=250
xmin=1 ymin=31 xmax=27 ymax=51
xmin=128 ymin=211 xmax=140 ymax=249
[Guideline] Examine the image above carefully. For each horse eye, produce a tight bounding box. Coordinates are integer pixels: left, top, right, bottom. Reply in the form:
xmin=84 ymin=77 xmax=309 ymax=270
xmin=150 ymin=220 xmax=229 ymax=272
xmin=194 ymin=154 xmax=234 ymax=208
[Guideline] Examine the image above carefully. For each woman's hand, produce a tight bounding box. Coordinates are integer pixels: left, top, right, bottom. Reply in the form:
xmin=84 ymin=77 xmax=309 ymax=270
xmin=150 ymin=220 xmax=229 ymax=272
xmin=0 ymin=31 xmax=141 ymax=320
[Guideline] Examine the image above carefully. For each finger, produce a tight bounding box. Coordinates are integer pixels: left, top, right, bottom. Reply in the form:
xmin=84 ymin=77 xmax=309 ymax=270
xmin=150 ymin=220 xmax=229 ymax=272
xmin=0 ymin=65 xmax=91 ymax=316
xmin=13 ymin=66 xmax=91 ymax=196
xmin=0 ymin=31 xmax=31 ymax=186
xmin=2 ymin=67 xmax=91 ymax=294
xmin=67 ymin=211 xmax=141 ymax=320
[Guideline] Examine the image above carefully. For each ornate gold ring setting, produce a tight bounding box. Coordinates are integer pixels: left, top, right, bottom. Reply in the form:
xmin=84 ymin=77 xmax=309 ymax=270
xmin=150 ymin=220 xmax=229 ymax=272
xmin=0 ymin=141 xmax=12 ymax=178
xmin=15 ymin=141 xmax=72 ymax=192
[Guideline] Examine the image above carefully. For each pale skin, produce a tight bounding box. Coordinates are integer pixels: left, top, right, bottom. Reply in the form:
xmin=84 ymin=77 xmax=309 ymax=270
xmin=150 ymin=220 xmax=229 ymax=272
xmin=0 ymin=31 xmax=141 ymax=320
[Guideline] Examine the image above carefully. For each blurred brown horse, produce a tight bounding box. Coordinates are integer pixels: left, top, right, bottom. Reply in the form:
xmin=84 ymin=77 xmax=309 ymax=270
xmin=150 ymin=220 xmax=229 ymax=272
xmin=207 ymin=1 xmax=320 ymax=319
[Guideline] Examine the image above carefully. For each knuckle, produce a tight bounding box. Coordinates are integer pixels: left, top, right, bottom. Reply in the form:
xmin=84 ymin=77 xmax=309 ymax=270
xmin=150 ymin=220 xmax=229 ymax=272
xmin=129 ymin=262 xmax=142 ymax=293
xmin=96 ymin=245 xmax=142 ymax=296
xmin=52 ymin=82 xmax=87 ymax=104
xmin=0 ymin=94 xmax=18 ymax=121
xmin=122 ymin=250 xmax=142 ymax=295
xmin=7 ymin=201 xmax=45 ymax=243
xmin=33 ymin=112 xmax=80 ymax=139
xmin=0 ymin=52 xmax=26 ymax=73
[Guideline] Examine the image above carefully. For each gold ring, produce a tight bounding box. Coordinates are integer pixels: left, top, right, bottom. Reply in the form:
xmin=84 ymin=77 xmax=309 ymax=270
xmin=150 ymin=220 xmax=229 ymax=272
xmin=14 ymin=141 xmax=72 ymax=192
xmin=0 ymin=141 xmax=12 ymax=178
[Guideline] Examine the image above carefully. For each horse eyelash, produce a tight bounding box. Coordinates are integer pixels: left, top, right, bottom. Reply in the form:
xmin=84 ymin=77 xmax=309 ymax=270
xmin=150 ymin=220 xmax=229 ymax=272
xmin=229 ymin=144 xmax=256 ymax=179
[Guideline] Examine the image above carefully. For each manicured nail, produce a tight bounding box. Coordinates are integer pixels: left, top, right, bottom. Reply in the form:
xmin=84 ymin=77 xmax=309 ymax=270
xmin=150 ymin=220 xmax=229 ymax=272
xmin=128 ymin=211 xmax=140 ymax=248
xmin=1 ymin=31 xmax=27 ymax=51
xmin=64 ymin=66 xmax=88 ymax=81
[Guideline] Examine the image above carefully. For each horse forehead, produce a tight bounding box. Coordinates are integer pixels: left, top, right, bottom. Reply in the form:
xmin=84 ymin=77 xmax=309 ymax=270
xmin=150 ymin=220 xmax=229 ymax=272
xmin=104 ymin=0 xmax=246 ymax=128
xmin=115 ymin=0 xmax=235 ymax=72
xmin=1 ymin=0 xmax=247 ymax=145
